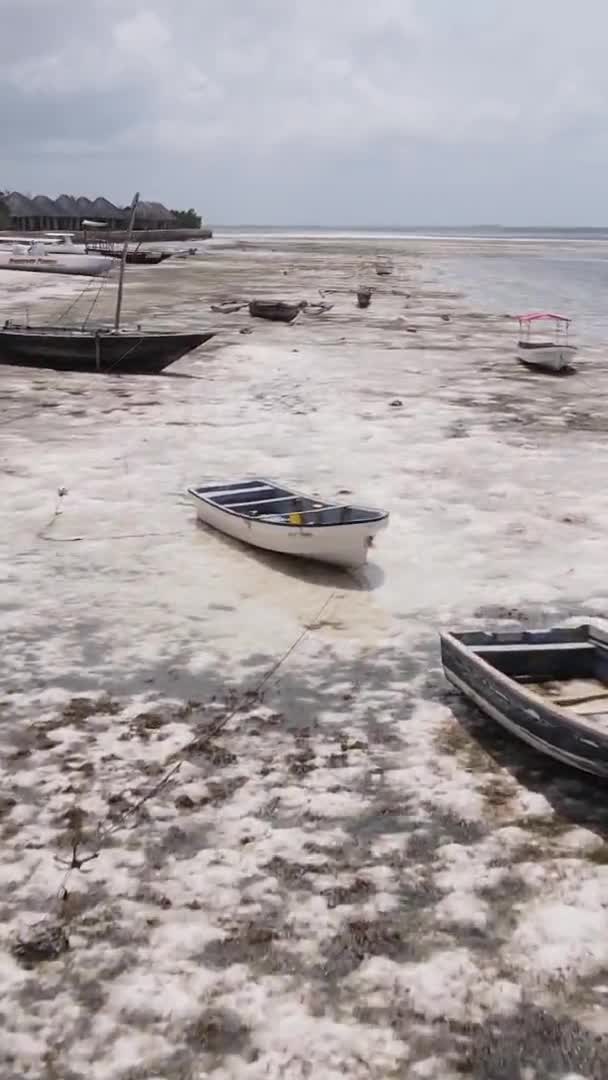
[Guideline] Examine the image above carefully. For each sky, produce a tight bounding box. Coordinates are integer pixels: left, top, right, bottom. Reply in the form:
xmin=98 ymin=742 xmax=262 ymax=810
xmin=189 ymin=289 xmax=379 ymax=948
xmin=2 ymin=0 xmax=608 ymax=226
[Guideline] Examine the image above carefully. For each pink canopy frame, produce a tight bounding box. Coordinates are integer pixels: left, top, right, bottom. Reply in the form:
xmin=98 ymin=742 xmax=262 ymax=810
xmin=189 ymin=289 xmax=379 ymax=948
xmin=516 ymin=312 xmax=571 ymax=325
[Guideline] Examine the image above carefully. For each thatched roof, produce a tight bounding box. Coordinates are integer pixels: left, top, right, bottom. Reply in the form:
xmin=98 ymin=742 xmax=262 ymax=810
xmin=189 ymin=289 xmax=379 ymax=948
xmin=89 ymin=196 xmax=123 ymax=218
xmin=54 ymin=194 xmax=79 ymax=214
xmin=31 ymin=194 xmax=61 ymax=216
xmin=3 ymin=191 xmax=176 ymax=223
xmin=5 ymin=191 xmax=36 ymax=216
xmin=135 ymin=200 xmax=174 ymax=221
xmin=145 ymin=200 xmax=174 ymax=222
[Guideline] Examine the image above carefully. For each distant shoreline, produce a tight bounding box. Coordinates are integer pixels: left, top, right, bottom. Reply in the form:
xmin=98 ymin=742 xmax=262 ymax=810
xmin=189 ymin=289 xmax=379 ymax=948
xmin=211 ymin=225 xmax=608 ymax=243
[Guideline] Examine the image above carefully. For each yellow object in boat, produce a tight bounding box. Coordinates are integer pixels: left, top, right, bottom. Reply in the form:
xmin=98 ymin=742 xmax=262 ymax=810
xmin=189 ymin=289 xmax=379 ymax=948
xmin=289 ymin=511 xmax=303 ymax=525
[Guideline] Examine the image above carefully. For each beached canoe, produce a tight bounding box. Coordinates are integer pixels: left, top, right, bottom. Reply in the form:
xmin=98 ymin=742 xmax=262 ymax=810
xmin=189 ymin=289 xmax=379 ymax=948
xmin=249 ymin=301 xmax=301 ymax=323
xmin=188 ymin=479 xmax=389 ymax=567
xmin=440 ymin=624 xmax=608 ymax=776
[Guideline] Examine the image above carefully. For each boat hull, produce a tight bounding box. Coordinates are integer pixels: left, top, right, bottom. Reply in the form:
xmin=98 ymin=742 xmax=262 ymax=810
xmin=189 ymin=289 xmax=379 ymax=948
xmin=441 ymin=626 xmax=608 ymax=777
xmin=90 ymin=250 xmax=172 ymax=265
xmin=0 ymin=252 xmax=112 ymax=276
xmin=188 ymin=480 xmax=388 ymax=567
xmin=517 ymin=343 xmax=576 ymax=371
xmin=0 ymin=328 xmax=215 ymax=374
xmin=249 ymin=301 xmax=301 ymax=323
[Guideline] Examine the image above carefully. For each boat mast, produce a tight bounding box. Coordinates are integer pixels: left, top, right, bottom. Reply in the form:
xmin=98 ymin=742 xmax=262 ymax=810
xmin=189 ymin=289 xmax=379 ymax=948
xmin=113 ymin=191 xmax=139 ymax=331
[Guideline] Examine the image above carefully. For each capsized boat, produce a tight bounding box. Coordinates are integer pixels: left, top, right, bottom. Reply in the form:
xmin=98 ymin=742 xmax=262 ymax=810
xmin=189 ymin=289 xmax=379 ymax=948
xmin=188 ymin=479 xmax=389 ymax=567
xmin=440 ymin=624 xmax=608 ymax=776
xmin=516 ymin=312 xmax=576 ymax=372
xmin=249 ymin=300 xmax=301 ymax=323
xmin=0 ymin=193 xmax=216 ymax=375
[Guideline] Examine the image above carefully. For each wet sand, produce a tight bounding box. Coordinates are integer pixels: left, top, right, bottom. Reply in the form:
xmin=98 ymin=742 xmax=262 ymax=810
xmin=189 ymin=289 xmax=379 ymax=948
xmin=2 ymin=235 xmax=608 ymax=1079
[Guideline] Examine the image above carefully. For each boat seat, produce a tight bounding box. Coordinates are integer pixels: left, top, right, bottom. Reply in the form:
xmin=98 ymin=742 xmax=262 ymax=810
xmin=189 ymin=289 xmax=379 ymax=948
xmin=474 ymin=642 xmax=595 ymax=654
xmin=199 ymin=485 xmax=274 ymax=499
xmin=224 ymin=496 xmax=303 ymax=509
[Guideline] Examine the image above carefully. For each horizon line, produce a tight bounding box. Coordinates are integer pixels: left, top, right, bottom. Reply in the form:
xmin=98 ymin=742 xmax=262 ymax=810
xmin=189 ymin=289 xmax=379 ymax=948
xmin=211 ymin=223 xmax=608 ymax=232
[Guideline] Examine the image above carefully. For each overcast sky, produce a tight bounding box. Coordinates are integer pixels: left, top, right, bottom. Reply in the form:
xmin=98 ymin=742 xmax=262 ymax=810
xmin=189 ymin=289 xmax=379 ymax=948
xmin=2 ymin=0 xmax=607 ymax=226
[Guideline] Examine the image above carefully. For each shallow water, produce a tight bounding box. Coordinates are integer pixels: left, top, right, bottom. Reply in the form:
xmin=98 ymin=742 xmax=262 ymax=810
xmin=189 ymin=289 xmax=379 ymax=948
xmin=423 ymin=242 xmax=608 ymax=345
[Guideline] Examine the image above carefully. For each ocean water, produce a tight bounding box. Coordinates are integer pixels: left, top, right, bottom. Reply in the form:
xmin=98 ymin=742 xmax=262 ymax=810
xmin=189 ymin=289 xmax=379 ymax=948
xmin=215 ymin=226 xmax=608 ymax=345
xmin=430 ymin=243 xmax=608 ymax=345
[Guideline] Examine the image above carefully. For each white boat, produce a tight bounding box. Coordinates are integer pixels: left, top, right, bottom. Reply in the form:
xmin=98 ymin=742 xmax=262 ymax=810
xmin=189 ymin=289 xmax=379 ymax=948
xmin=188 ymin=479 xmax=389 ymax=567
xmin=0 ymin=242 xmax=113 ymax=277
xmin=516 ymin=312 xmax=577 ymax=372
xmin=39 ymin=233 xmax=89 ymax=255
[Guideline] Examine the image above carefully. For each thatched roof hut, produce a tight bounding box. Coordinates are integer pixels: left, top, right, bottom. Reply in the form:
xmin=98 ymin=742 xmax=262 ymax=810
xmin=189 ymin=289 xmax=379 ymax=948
xmin=1 ymin=191 xmax=179 ymax=232
xmin=75 ymin=196 xmax=93 ymax=216
xmin=140 ymin=200 xmax=174 ymax=222
xmin=89 ymin=196 xmax=123 ymax=220
xmin=4 ymin=191 xmax=36 ymax=218
xmin=31 ymin=194 xmax=61 ymax=217
xmin=54 ymin=194 xmax=79 ymax=215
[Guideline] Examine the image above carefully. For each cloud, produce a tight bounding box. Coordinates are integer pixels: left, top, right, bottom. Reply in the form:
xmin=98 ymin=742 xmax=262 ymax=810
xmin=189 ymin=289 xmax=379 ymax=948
xmin=2 ymin=0 xmax=608 ymax=222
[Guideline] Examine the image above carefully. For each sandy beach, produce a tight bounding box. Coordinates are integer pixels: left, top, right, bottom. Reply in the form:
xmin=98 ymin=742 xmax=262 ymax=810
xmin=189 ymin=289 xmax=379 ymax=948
xmin=2 ymin=234 xmax=608 ymax=1078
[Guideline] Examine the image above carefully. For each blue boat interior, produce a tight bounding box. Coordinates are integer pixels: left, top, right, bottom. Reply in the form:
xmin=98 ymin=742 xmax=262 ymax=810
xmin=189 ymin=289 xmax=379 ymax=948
xmin=455 ymin=626 xmax=608 ymax=685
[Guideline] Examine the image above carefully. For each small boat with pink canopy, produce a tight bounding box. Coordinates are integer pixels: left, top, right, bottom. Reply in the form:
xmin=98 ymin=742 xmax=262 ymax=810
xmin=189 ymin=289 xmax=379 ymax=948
xmin=516 ymin=312 xmax=577 ymax=372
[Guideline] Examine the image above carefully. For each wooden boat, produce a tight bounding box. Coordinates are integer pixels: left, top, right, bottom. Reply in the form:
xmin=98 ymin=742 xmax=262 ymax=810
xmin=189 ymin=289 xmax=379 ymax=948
xmin=440 ymin=624 xmax=608 ymax=776
xmin=188 ymin=478 xmax=389 ymax=567
xmin=0 ymin=193 xmax=216 ymax=375
xmin=249 ymin=300 xmax=301 ymax=323
xmin=0 ymin=323 xmax=215 ymax=374
xmin=90 ymin=248 xmax=172 ymax=265
xmin=516 ymin=312 xmax=577 ymax=372
xmin=375 ymin=259 xmax=393 ymax=277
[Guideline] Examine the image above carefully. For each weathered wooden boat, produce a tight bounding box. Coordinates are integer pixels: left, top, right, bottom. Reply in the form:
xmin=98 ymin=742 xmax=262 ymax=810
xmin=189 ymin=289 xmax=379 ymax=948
xmin=0 ymin=193 xmax=216 ymax=374
xmin=188 ymin=479 xmax=389 ymax=567
xmin=249 ymin=300 xmax=301 ymax=323
xmin=440 ymin=624 xmax=608 ymax=776
xmin=375 ymin=259 xmax=393 ymax=277
xmin=90 ymin=248 xmax=172 ymax=265
xmin=0 ymin=323 xmax=215 ymax=374
xmin=516 ymin=313 xmax=576 ymax=372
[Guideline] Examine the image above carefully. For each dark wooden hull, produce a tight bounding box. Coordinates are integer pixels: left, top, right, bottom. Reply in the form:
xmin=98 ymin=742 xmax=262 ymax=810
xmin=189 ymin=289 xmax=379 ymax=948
xmin=441 ymin=625 xmax=608 ymax=777
xmin=89 ymin=250 xmax=171 ymax=265
xmin=0 ymin=328 xmax=215 ymax=374
xmin=249 ymin=301 xmax=300 ymax=323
